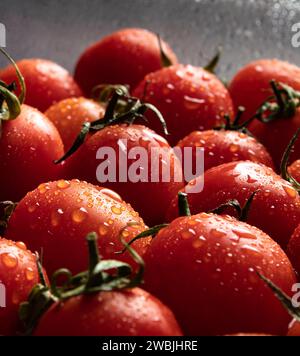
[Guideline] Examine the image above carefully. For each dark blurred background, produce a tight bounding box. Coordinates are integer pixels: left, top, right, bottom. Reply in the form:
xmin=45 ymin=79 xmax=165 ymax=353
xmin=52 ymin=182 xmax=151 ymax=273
xmin=1 ymin=0 xmax=300 ymax=80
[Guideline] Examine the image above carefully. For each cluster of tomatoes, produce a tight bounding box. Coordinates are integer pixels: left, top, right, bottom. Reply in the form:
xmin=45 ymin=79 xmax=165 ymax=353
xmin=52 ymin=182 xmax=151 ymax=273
xmin=1 ymin=27 xmax=300 ymax=336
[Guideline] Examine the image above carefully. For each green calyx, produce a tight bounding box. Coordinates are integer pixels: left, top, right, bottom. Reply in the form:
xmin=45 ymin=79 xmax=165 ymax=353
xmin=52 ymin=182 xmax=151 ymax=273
xmin=19 ymin=232 xmax=145 ymax=335
xmin=0 ymin=49 xmax=25 ymax=125
xmin=203 ymin=47 xmax=222 ymax=74
xmin=208 ymin=191 xmax=258 ymax=222
xmin=157 ymin=34 xmax=173 ymax=68
xmin=280 ymin=128 xmax=300 ymax=192
xmin=214 ymin=106 xmax=254 ymax=135
xmin=256 ymin=80 xmax=300 ymax=123
xmin=54 ymin=86 xmax=169 ymax=164
xmin=0 ymin=200 xmax=17 ymax=235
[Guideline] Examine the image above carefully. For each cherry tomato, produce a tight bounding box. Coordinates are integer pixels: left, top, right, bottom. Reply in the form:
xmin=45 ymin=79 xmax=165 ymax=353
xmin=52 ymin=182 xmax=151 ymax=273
xmin=167 ymin=161 xmax=300 ymax=249
xmin=176 ymin=130 xmax=274 ymax=177
xmin=65 ymin=125 xmax=184 ymax=226
xmin=0 ymin=238 xmax=40 ymax=335
xmin=249 ymin=108 xmax=300 ymax=169
xmin=45 ymin=97 xmax=105 ymax=149
xmin=74 ymin=28 xmax=177 ymax=96
xmin=289 ymin=160 xmax=300 ymax=182
xmin=144 ymin=213 xmax=296 ymax=335
xmin=5 ymin=180 xmax=149 ymax=276
xmin=0 ymin=104 xmax=64 ymax=202
xmin=34 ymin=288 xmax=182 ymax=336
xmin=0 ymin=59 xmax=82 ymax=112
xmin=229 ymin=59 xmax=300 ymax=120
xmin=133 ymin=64 xmax=234 ymax=146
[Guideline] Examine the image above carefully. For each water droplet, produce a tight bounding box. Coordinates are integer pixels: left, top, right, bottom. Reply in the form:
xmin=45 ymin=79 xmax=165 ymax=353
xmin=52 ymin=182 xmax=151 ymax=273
xmin=56 ymin=180 xmax=71 ymax=189
xmin=111 ymin=206 xmax=122 ymax=215
xmin=25 ymin=267 xmax=35 ymax=281
xmin=229 ymin=144 xmax=239 ymax=153
xmin=99 ymin=223 xmax=109 ymax=236
xmin=1 ymin=253 xmax=18 ymax=268
xmin=283 ymin=185 xmax=297 ymax=199
xmin=211 ymin=229 xmax=226 ymax=238
xmin=101 ymin=188 xmax=122 ymax=202
xmin=72 ymin=207 xmax=88 ymax=223
xmin=183 ymin=95 xmax=205 ymax=110
xmin=16 ymin=241 xmax=27 ymax=250
xmin=38 ymin=183 xmax=50 ymax=194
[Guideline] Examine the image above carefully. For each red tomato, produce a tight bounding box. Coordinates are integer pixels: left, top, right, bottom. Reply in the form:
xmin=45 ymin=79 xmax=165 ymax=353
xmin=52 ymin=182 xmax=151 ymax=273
xmin=0 ymin=238 xmax=40 ymax=335
xmin=34 ymin=288 xmax=182 ymax=336
xmin=288 ymin=160 xmax=300 ymax=183
xmin=5 ymin=180 xmax=149 ymax=276
xmin=45 ymin=97 xmax=105 ymax=149
xmin=65 ymin=125 xmax=184 ymax=226
xmin=167 ymin=161 xmax=300 ymax=249
xmin=287 ymin=319 xmax=300 ymax=336
xmin=133 ymin=64 xmax=234 ymax=146
xmin=0 ymin=104 xmax=64 ymax=202
xmin=229 ymin=59 xmax=300 ymax=120
xmin=0 ymin=59 xmax=82 ymax=112
xmin=287 ymin=223 xmax=300 ymax=275
xmin=249 ymin=109 xmax=300 ymax=169
xmin=176 ymin=130 xmax=274 ymax=176
xmin=74 ymin=28 xmax=177 ymax=96
xmin=144 ymin=213 xmax=296 ymax=335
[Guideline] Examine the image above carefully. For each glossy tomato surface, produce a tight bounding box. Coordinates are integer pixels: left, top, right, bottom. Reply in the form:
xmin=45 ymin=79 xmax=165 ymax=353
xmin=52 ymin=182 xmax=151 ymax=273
xmin=0 ymin=104 xmax=64 ymax=202
xmin=0 ymin=59 xmax=82 ymax=112
xmin=229 ymin=59 xmax=300 ymax=120
xmin=45 ymin=97 xmax=105 ymax=149
xmin=144 ymin=213 xmax=296 ymax=336
xmin=0 ymin=238 xmax=40 ymax=336
xmin=133 ymin=64 xmax=234 ymax=146
xmin=34 ymin=288 xmax=182 ymax=336
xmin=176 ymin=130 xmax=274 ymax=176
xmin=5 ymin=180 xmax=149 ymax=276
xmin=65 ymin=125 xmax=184 ymax=226
xmin=75 ymin=28 xmax=177 ymax=96
xmin=167 ymin=161 xmax=300 ymax=249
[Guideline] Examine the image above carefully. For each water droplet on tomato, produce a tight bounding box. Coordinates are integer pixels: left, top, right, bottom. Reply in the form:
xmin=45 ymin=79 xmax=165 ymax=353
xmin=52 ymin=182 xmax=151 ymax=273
xmin=1 ymin=253 xmax=18 ymax=268
xmin=72 ymin=207 xmax=88 ymax=223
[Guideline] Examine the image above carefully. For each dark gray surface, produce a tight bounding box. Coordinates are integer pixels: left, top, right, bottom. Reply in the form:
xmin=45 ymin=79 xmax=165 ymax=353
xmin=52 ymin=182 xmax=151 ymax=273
xmin=2 ymin=0 xmax=300 ymax=80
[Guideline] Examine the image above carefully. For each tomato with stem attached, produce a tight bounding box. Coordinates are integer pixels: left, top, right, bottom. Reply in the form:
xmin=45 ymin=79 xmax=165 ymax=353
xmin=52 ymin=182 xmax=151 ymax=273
xmin=132 ymin=64 xmax=234 ymax=146
xmin=143 ymin=201 xmax=296 ymax=335
xmin=20 ymin=233 xmax=182 ymax=336
xmin=74 ymin=28 xmax=177 ymax=96
xmin=167 ymin=161 xmax=300 ymax=249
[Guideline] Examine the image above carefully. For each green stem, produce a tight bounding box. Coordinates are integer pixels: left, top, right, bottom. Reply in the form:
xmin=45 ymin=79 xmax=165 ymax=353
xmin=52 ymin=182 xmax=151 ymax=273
xmin=178 ymin=192 xmax=191 ymax=217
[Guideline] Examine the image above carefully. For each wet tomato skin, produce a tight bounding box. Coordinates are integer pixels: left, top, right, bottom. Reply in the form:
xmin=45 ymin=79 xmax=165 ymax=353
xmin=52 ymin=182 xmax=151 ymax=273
xmin=0 ymin=59 xmax=82 ymax=112
xmin=133 ymin=64 xmax=234 ymax=146
xmin=249 ymin=109 xmax=300 ymax=170
xmin=65 ymin=124 xmax=184 ymax=226
xmin=176 ymin=130 xmax=274 ymax=176
xmin=287 ymin=223 xmax=300 ymax=275
xmin=288 ymin=160 xmax=300 ymax=183
xmin=45 ymin=97 xmax=105 ymax=149
xmin=74 ymin=28 xmax=177 ymax=96
xmin=34 ymin=288 xmax=182 ymax=336
xmin=287 ymin=320 xmax=300 ymax=336
xmin=229 ymin=59 xmax=300 ymax=120
xmin=167 ymin=161 xmax=300 ymax=249
xmin=144 ymin=213 xmax=296 ymax=336
xmin=5 ymin=180 xmax=149 ymax=276
xmin=0 ymin=104 xmax=64 ymax=202
xmin=0 ymin=238 xmax=40 ymax=336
